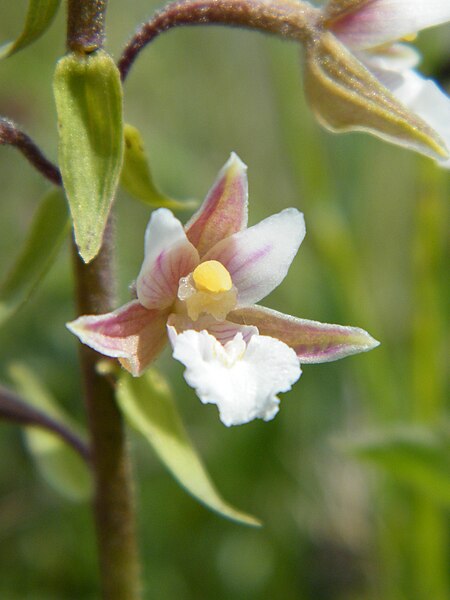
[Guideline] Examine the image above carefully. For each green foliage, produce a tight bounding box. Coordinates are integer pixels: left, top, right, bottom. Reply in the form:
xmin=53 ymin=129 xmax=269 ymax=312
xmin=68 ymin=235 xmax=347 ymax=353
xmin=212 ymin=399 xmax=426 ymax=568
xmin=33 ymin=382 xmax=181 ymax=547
xmin=0 ymin=189 xmax=69 ymax=326
xmin=345 ymin=426 xmax=450 ymax=507
xmin=9 ymin=363 xmax=92 ymax=502
xmin=0 ymin=0 xmax=61 ymax=59
xmin=121 ymin=124 xmax=198 ymax=211
xmin=53 ymin=49 xmax=123 ymax=263
xmin=117 ymin=368 xmax=261 ymax=527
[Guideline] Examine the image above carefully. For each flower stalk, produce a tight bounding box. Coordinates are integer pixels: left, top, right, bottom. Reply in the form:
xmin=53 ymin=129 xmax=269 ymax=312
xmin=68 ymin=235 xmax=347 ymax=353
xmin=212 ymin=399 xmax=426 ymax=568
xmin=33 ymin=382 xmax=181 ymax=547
xmin=118 ymin=0 xmax=320 ymax=80
xmin=0 ymin=118 xmax=62 ymax=186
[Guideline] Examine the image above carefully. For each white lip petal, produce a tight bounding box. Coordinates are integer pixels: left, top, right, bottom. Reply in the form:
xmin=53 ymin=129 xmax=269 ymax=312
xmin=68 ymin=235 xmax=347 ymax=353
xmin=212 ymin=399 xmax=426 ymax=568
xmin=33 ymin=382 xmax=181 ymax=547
xmin=169 ymin=329 xmax=301 ymax=426
xmin=331 ymin=0 xmax=450 ymax=50
xmin=203 ymin=208 xmax=306 ymax=307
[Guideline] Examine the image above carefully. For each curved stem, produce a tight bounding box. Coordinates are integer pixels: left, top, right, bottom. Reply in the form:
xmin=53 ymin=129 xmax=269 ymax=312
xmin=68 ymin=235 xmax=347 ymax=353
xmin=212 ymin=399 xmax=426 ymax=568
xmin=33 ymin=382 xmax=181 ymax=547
xmin=0 ymin=385 xmax=90 ymax=462
xmin=118 ymin=0 xmax=320 ymax=81
xmin=0 ymin=118 xmax=62 ymax=186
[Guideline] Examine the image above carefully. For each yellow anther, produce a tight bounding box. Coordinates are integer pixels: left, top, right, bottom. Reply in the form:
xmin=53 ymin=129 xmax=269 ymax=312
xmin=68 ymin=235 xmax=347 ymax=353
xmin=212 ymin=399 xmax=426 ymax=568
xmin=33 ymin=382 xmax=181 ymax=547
xmin=192 ymin=260 xmax=232 ymax=293
xmin=401 ymin=33 xmax=417 ymax=42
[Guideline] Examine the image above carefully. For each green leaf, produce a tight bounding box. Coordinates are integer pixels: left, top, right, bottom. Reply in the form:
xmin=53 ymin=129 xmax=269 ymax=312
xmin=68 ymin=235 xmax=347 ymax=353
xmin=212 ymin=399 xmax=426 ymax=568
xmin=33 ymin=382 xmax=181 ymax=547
xmin=344 ymin=426 xmax=450 ymax=507
xmin=0 ymin=0 xmax=61 ymax=59
xmin=0 ymin=189 xmax=69 ymax=326
xmin=121 ymin=124 xmax=198 ymax=211
xmin=9 ymin=363 xmax=92 ymax=502
xmin=117 ymin=369 xmax=261 ymax=527
xmin=54 ymin=49 xmax=123 ymax=263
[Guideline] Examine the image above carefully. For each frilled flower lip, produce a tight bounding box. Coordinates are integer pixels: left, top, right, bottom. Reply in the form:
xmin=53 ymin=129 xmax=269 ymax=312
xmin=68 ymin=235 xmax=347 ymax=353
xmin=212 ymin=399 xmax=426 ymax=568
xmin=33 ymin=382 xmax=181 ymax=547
xmin=67 ymin=153 xmax=379 ymax=425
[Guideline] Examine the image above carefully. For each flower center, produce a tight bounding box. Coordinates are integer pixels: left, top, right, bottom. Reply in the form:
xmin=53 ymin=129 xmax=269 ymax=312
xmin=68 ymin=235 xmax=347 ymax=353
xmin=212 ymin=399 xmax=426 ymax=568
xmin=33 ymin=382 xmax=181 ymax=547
xmin=177 ymin=260 xmax=237 ymax=321
xmin=192 ymin=260 xmax=232 ymax=293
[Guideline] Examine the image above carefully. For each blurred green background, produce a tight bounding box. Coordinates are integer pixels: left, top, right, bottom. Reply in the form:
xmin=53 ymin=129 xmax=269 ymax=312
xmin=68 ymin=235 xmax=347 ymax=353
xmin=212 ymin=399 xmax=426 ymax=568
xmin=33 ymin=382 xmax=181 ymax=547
xmin=0 ymin=1 xmax=449 ymax=598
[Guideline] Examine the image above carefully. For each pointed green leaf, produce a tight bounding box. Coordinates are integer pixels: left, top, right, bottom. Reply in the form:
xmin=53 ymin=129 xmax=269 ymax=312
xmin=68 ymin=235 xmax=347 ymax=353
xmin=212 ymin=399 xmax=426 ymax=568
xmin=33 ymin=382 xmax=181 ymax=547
xmin=121 ymin=124 xmax=198 ymax=211
xmin=0 ymin=0 xmax=61 ymax=59
xmin=0 ymin=189 xmax=69 ymax=326
xmin=54 ymin=49 xmax=123 ymax=263
xmin=9 ymin=363 xmax=92 ymax=502
xmin=117 ymin=369 xmax=261 ymax=527
xmin=343 ymin=426 xmax=450 ymax=507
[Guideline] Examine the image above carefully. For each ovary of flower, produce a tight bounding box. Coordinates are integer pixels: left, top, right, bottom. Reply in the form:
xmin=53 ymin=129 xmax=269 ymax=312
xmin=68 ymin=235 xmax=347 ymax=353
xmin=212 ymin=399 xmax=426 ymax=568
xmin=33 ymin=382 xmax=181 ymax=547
xmin=67 ymin=153 xmax=379 ymax=426
xmin=310 ymin=0 xmax=450 ymax=166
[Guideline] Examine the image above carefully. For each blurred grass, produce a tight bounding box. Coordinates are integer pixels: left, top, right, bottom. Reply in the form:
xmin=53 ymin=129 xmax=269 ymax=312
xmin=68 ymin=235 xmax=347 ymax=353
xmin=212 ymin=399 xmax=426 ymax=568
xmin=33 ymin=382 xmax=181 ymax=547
xmin=0 ymin=1 xmax=449 ymax=599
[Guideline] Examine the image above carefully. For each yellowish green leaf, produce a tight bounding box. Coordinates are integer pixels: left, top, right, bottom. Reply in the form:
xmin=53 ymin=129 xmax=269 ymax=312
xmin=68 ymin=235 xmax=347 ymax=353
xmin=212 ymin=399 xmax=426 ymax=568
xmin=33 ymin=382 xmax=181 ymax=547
xmin=0 ymin=0 xmax=61 ymax=59
xmin=9 ymin=363 xmax=92 ymax=502
xmin=121 ymin=124 xmax=198 ymax=211
xmin=54 ymin=49 xmax=123 ymax=263
xmin=117 ymin=369 xmax=261 ymax=527
xmin=0 ymin=189 xmax=69 ymax=326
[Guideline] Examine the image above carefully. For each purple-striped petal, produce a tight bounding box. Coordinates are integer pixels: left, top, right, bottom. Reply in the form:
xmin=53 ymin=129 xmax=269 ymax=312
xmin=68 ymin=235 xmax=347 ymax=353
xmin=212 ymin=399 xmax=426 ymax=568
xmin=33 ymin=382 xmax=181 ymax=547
xmin=228 ymin=305 xmax=379 ymax=362
xmin=329 ymin=0 xmax=450 ymax=50
xmin=203 ymin=208 xmax=305 ymax=307
xmin=67 ymin=300 xmax=169 ymax=376
xmin=167 ymin=313 xmax=258 ymax=345
xmin=137 ymin=208 xmax=199 ymax=309
xmin=185 ymin=153 xmax=248 ymax=257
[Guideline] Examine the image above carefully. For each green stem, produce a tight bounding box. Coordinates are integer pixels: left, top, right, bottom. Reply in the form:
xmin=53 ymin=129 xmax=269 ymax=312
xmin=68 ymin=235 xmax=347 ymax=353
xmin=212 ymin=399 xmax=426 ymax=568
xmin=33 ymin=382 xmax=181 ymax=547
xmin=67 ymin=1 xmax=141 ymax=598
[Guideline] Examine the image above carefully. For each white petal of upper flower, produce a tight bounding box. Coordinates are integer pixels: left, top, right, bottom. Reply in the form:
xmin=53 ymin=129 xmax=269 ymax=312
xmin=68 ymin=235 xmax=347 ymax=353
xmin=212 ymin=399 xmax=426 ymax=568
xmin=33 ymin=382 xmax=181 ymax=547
xmin=137 ymin=208 xmax=199 ymax=309
xmin=330 ymin=0 xmax=450 ymax=50
xmin=366 ymin=64 xmax=450 ymax=167
xmin=357 ymin=43 xmax=420 ymax=72
xmin=203 ymin=208 xmax=305 ymax=307
xmin=169 ymin=328 xmax=301 ymax=426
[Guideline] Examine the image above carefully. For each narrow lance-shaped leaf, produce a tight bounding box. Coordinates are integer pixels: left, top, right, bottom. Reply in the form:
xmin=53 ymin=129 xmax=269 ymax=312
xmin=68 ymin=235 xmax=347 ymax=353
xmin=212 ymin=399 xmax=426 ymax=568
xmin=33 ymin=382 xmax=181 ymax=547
xmin=0 ymin=0 xmax=61 ymax=59
xmin=343 ymin=426 xmax=450 ymax=508
xmin=54 ymin=49 xmax=123 ymax=263
xmin=121 ymin=124 xmax=198 ymax=211
xmin=9 ymin=363 xmax=92 ymax=502
xmin=304 ymin=32 xmax=448 ymax=162
xmin=117 ymin=369 xmax=261 ymax=527
xmin=0 ymin=189 xmax=69 ymax=326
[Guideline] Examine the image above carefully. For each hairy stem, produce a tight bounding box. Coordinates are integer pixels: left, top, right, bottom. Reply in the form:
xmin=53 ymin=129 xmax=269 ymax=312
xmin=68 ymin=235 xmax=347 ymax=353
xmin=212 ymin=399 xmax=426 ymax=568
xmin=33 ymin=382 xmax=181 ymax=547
xmin=0 ymin=118 xmax=62 ymax=186
xmin=67 ymin=1 xmax=141 ymax=598
xmin=118 ymin=0 xmax=320 ymax=80
xmin=0 ymin=385 xmax=90 ymax=461
xmin=72 ymin=221 xmax=141 ymax=600
xmin=67 ymin=0 xmax=108 ymax=53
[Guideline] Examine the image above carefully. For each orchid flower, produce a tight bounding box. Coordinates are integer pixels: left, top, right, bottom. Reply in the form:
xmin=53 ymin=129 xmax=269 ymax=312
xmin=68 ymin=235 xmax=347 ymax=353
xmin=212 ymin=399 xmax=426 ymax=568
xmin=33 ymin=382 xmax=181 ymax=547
xmin=68 ymin=154 xmax=378 ymax=426
xmin=306 ymin=0 xmax=450 ymax=165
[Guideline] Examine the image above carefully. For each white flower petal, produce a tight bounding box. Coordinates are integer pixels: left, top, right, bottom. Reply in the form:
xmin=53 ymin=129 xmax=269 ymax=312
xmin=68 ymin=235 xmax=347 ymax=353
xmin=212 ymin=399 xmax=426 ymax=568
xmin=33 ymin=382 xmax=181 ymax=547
xmin=137 ymin=208 xmax=199 ymax=309
xmin=169 ymin=328 xmax=301 ymax=427
xmin=357 ymin=43 xmax=420 ymax=72
xmin=331 ymin=0 xmax=450 ymax=50
xmin=368 ymin=65 xmax=450 ymax=166
xmin=204 ymin=208 xmax=306 ymax=306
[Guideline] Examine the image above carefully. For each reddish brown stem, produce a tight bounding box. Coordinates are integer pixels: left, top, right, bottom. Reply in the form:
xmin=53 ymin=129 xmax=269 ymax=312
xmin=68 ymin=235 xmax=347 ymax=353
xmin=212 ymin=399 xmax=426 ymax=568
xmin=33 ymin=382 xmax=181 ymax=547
xmin=118 ymin=0 xmax=320 ymax=80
